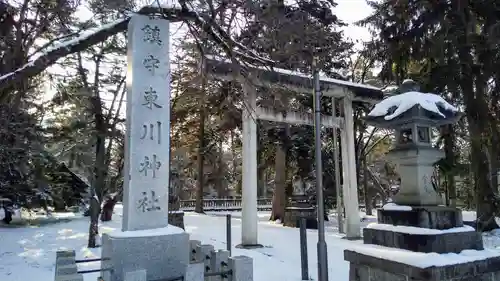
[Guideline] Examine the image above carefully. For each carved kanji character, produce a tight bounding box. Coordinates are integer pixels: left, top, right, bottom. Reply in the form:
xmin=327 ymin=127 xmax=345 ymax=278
xmin=141 ymin=24 xmax=162 ymax=45
xmin=139 ymin=154 xmax=161 ymax=178
xmin=143 ymin=55 xmax=160 ymax=74
xmin=140 ymin=121 xmax=162 ymax=144
xmin=142 ymin=87 xmax=162 ymax=110
xmin=136 ymin=191 xmax=161 ymax=212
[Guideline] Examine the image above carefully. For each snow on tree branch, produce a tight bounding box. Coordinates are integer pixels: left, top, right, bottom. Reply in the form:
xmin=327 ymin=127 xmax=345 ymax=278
xmin=0 ymin=18 xmax=129 ymax=94
xmin=0 ymin=4 xmax=274 ymax=96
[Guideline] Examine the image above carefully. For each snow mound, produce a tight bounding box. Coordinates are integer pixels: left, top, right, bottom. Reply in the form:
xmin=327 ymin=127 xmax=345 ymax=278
xmin=382 ymin=203 xmax=412 ymax=211
xmin=382 ymin=85 xmax=398 ymax=93
xmin=109 ymin=225 xmax=184 ymax=238
xmin=368 ymin=91 xmax=458 ymax=120
xmin=349 ymin=243 xmax=500 ymax=268
xmin=366 ymin=223 xmax=475 ymax=235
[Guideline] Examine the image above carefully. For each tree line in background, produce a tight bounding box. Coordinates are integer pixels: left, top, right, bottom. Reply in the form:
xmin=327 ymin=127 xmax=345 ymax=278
xmin=1 ymin=0 xmax=500 ymax=247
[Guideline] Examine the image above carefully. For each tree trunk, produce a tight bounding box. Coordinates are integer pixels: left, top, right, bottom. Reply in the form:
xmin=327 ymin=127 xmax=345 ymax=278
xmin=88 ymin=95 xmax=107 ymax=247
xmin=88 ymin=136 xmax=106 ymax=247
xmin=258 ymin=164 xmax=266 ymax=198
xmin=195 ymin=96 xmax=206 ymax=213
xmin=88 ymin=196 xmax=100 ymax=248
xmin=365 ymin=166 xmax=388 ymax=203
xmin=443 ymin=125 xmax=456 ymax=207
xmin=453 ymin=24 xmax=498 ymax=230
xmin=231 ymin=130 xmax=237 ymax=177
xmin=215 ymin=139 xmax=225 ymax=197
xmin=257 ymin=131 xmax=267 ymax=198
xmin=470 ymin=132 xmax=499 ymax=231
xmin=363 ymin=157 xmax=372 ymax=216
xmin=100 ymin=195 xmax=118 ymax=222
xmin=489 ymin=129 xmax=500 ymax=193
xmin=270 ymin=141 xmax=287 ymax=221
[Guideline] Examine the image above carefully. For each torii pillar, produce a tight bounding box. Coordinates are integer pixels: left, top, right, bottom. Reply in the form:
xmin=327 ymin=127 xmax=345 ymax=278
xmin=340 ymin=95 xmax=362 ymax=239
xmin=238 ymin=77 xmax=261 ymax=248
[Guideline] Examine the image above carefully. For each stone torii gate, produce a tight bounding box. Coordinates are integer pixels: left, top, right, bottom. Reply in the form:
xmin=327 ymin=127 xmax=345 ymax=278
xmin=204 ymin=56 xmax=384 ymax=244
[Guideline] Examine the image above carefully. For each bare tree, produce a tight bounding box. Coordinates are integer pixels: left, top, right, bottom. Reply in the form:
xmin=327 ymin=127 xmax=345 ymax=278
xmin=0 ymin=3 xmax=273 ymax=100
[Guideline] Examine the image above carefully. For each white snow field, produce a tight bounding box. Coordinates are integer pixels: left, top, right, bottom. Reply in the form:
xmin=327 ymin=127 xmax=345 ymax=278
xmin=2 ymin=205 xmax=500 ymax=281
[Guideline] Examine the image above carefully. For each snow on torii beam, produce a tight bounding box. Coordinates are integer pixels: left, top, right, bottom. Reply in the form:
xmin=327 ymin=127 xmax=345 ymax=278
xmin=204 ymin=56 xmax=384 ymax=103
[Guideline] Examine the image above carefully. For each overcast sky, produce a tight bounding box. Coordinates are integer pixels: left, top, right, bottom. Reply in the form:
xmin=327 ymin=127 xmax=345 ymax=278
xmin=335 ymin=0 xmax=372 ymax=43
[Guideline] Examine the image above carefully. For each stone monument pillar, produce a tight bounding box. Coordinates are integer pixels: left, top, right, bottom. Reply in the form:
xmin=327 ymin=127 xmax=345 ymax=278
xmin=101 ymin=14 xmax=189 ymax=281
xmin=344 ymin=80 xmax=500 ymax=281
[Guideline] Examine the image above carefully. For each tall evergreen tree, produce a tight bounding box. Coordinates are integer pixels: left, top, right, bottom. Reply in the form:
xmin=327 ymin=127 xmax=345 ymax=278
xmin=236 ymin=0 xmax=353 ymax=221
xmin=359 ymin=0 xmax=500 ymax=230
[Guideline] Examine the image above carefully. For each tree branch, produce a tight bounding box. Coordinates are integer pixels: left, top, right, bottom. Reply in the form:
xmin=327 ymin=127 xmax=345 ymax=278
xmin=0 ymin=18 xmax=129 ymax=98
xmin=0 ymin=5 xmax=273 ymax=102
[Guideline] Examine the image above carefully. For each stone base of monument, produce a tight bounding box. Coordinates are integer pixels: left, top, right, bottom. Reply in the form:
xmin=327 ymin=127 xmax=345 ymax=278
xmin=377 ymin=206 xmax=463 ymax=229
xmin=344 ymin=204 xmax=500 ymax=281
xmin=283 ymin=206 xmax=318 ymax=229
xmin=235 ymin=243 xmax=264 ymax=249
xmin=363 ymin=226 xmax=483 ymax=253
xmin=101 ymin=225 xmax=189 ymax=281
xmin=168 ymin=211 xmax=185 ymax=230
xmin=345 ymin=249 xmax=500 ymax=281
xmin=364 ymin=206 xmax=483 ymax=254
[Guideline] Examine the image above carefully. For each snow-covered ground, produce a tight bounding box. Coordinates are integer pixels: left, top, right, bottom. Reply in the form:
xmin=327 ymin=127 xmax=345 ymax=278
xmin=2 ymin=206 xmax=500 ymax=281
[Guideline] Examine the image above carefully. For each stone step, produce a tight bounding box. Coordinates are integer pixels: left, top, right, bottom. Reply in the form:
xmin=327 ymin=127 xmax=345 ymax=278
xmin=363 ymin=227 xmax=483 ymax=254
xmin=377 ymin=206 xmax=463 ymax=229
xmin=288 ymin=203 xmax=314 ymax=208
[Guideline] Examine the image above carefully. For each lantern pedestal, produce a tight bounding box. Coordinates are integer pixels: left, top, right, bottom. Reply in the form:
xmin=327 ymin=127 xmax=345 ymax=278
xmin=387 ymin=146 xmax=444 ymax=206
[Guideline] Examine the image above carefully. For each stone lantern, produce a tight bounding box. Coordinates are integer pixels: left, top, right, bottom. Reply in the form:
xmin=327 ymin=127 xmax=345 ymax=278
xmin=364 ymin=79 xmax=462 ymax=206
xmin=343 ymin=80 xmax=500 ymax=281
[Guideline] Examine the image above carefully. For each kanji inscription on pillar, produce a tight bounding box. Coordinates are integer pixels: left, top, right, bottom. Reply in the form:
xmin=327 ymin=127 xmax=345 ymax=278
xmin=139 ymin=154 xmax=162 ymax=178
xmin=123 ymin=14 xmax=171 ymax=231
xmin=143 ymin=55 xmax=160 ymax=74
xmin=140 ymin=121 xmax=162 ymax=144
xmin=141 ymin=25 xmax=162 ymax=45
xmin=142 ymin=87 xmax=162 ymax=109
xmin=137 ymin=190 xmax=162 ymax=212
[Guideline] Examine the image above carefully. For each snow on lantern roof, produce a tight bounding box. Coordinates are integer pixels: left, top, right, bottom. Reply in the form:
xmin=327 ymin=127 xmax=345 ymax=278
xmin=368 ymin=91 xmax=459 ymax=121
